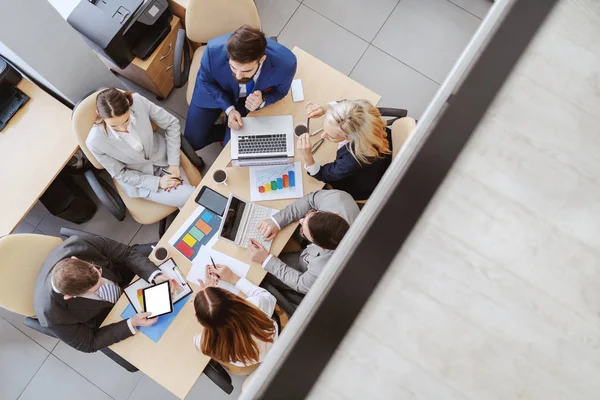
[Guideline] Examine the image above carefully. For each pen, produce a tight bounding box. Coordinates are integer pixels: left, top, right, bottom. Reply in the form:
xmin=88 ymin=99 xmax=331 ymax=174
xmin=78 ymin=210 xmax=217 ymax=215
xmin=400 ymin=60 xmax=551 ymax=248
xmin=160 ymin=168 xmax=184 ymax=182
xmin=209 ymin=256 xmax=219 ymax=277
xmin=312 ymin=138 xmax=324 ymax=154
xmin=310 ymin=127 xmax=323 ymax=136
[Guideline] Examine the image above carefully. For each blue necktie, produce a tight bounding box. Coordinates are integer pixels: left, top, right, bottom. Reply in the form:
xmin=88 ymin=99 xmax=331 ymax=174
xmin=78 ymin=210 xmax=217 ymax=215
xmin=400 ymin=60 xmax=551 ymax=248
xmin=245 ymin=79 xmax=255 ymax=97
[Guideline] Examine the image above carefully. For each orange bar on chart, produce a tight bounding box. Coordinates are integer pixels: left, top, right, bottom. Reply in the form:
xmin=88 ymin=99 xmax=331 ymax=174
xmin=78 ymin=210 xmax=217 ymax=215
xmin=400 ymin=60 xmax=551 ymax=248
xmin=282 ymin=174 xmax=289 ymax=188
xmin=195 ymin=219 xmax=212 ymax=234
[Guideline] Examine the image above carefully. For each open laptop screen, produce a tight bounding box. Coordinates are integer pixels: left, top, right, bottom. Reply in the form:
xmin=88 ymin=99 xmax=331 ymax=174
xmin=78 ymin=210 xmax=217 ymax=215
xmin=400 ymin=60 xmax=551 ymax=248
xmin=220 ymin=197 xmax=246 ymax=242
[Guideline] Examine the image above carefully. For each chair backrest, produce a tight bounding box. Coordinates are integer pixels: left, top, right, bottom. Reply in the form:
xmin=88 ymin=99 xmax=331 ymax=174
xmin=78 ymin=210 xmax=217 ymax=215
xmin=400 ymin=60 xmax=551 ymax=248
xmin=0 ymin=234 xmax=63 ymax=316
xmin=391 ymin=117 xmax=417 ymax=159
xmin=72 ymin=89 xmax=105 ymax=169
xmin=186 ymin=0 xmax=261 ymax=44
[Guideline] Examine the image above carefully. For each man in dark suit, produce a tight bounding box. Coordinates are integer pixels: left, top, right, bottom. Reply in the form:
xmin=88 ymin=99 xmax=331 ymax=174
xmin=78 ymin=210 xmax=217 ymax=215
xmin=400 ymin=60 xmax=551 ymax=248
xmin=33 ymin=235 xmax=168 ymax=355
xmin=184 ymin=24 xmax=297 ymax=150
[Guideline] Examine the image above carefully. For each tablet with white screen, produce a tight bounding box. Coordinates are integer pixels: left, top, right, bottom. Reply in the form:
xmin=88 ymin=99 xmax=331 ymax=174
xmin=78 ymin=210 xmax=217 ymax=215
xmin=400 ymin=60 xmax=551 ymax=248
xmin=142 ymin=281 xmax=173 ymax=318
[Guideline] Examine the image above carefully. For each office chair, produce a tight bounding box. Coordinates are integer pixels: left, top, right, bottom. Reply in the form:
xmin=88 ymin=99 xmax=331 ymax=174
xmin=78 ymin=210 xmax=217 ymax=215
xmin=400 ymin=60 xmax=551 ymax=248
xmin=260 ymin=273 xmax=305 ymax=317
xmin=352 ymin=111 xmax=415 ymax=207
xmin=71 ymin=89 xmax=204 ymax=237
xmin=171 ymin=0 xmax=262 ymax=103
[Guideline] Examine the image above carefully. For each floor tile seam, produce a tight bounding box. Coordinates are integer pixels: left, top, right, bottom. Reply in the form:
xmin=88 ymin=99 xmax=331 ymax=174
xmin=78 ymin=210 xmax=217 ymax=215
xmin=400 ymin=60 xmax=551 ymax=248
xmin=16 ymin=352 xmax=51 ymax=400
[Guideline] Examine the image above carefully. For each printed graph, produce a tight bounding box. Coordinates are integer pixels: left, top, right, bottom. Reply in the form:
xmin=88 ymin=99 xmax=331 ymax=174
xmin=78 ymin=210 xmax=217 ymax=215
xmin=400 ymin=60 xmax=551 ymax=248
xmin=249 ymin=162 xmax=304 ymax=201
xmin=258 ymin=170 xmax=296 ymax=193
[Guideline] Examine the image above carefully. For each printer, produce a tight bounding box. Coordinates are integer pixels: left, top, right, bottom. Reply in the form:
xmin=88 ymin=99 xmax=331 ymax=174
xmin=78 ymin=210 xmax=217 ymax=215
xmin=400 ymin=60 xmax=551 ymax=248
xmin=0 ymin=56 xmax=29 ymax=132
xmin=68 ymin=0 xmax=173 ymax=69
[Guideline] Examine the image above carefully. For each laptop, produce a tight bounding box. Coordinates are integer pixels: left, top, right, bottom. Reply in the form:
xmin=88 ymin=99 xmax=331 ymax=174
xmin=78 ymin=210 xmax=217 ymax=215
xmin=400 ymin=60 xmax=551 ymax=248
xmin=230 ymin=115 xmax=294 ymax=167
xmin=219 ymin=194 xmax=278 ymax=250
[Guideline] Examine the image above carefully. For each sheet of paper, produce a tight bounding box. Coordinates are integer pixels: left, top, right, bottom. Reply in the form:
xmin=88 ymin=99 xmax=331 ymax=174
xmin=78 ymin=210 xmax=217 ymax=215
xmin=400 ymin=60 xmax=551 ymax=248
xmin=123 ymin=278 xmax=150 ymax=313
xmin=167 ymin=205 xmax=223 ymax=260
xmin=187 ymin=247 xmax=251 ymax=295
xmin=249 ymin=162 xmax=304 ymax=202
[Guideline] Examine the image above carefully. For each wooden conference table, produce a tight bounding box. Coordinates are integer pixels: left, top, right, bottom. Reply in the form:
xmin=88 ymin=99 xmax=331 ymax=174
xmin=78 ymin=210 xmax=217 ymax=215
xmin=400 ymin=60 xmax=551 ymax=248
xmin=0 ymin=79 xmax=78 ymax=236
xmin=103 ymin=47 xmax=380 ymax=399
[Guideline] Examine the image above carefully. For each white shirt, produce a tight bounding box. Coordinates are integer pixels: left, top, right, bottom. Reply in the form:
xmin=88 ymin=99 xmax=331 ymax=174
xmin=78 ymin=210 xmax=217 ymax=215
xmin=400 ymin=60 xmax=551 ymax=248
xmin=193 ymin=277 xmax=278 ymax=367
xmin=108 ymin=112 xmax=144 ymax=154
xmin=225 ymin=62 xmax=266 ymax=116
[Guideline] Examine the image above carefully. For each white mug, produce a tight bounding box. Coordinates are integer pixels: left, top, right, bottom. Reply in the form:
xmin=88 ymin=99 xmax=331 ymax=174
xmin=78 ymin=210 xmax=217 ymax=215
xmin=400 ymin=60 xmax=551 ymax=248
xmin=213 ymin=168 xmax=228 ymax=186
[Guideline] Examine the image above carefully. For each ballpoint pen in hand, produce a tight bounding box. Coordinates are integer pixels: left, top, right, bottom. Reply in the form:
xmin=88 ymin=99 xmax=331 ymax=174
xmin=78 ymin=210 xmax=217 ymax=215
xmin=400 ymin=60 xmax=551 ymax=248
xmin=160 ymin=168 xmax=184 ymax=182
xmin=312 ymin=138 xmax=324 ymax=154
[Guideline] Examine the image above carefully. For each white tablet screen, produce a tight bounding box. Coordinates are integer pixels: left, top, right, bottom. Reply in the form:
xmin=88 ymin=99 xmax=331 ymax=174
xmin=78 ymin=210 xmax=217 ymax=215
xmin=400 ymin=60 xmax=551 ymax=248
xmin=143 ymin=281 xmax=172 ymax=317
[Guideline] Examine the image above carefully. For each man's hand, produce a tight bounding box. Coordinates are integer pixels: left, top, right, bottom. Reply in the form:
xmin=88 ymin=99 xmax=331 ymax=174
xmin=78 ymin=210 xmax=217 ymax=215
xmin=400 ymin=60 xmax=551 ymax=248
xmin=228 ymin=109 xmax=243 ymax=130
xmin=131 ymin=312 xmax=158 ymax=327
xmin=258 ymin=219 xmax=279 ymax=241
xmin=245 ymin=90 xmax=263 ymax=112
xmin=208 ymin=264 xmax=240 ymax=285
xmin=153 ymin=274 xmax=169 ymax=285
xmin=248 ymin=239 xmax=269 ymax=264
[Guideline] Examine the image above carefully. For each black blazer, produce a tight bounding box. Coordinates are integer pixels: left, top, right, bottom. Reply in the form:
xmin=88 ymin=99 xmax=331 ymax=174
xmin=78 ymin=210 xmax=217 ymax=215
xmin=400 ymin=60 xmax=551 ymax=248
xmin=33 ymin=235 xmax=159 ymax=353
xmin=310 ymin=129 xmax=393 ymax=200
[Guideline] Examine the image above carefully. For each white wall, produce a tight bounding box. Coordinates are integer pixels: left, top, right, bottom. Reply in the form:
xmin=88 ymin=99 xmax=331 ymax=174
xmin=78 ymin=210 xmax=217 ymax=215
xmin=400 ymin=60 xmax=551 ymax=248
xmin=308 ymin=1 xmax=600 ymax=399
xmin=0 ymin=0 xmax=120 ymax=104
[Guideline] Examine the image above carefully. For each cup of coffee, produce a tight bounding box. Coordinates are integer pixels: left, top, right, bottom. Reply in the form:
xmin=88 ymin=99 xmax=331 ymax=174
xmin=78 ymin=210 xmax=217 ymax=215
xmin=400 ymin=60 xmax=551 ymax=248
xmin=213 ymin=169 xmax=228 ymax=186
xmin=294 ymin=123 xmax=309 ymax=137
xmin=152 ymin=246 xmax=169 ymax=263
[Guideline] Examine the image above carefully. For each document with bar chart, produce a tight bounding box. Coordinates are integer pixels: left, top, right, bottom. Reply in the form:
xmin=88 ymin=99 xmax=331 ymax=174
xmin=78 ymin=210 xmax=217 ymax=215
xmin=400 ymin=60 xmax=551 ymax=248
xmin=249 ymin=162 xmax=304 ymax=201
xmin=167 ymin=205 xmax=222 ymax=261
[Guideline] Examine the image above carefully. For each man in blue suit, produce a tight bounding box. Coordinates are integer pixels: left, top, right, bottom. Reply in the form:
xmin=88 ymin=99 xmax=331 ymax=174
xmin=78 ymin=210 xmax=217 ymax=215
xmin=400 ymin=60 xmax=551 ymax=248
xmin=185 ymin=25 xmax=297 ymax=151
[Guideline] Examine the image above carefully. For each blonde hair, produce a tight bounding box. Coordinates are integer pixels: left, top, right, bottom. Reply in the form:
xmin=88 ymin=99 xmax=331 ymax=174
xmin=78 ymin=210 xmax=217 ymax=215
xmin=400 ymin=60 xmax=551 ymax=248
xmin=325 ymin=100 xmax=391 ymax=164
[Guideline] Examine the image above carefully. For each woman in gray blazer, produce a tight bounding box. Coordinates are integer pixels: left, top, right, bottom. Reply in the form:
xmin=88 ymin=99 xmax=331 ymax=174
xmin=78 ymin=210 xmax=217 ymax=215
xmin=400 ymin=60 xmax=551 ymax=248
xmin=86 ymin=89 xmax=195 ymax=208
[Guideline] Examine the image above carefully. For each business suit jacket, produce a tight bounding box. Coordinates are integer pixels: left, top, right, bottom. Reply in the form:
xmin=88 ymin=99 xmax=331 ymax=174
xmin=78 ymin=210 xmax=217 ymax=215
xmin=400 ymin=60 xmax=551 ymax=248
xmin=33 ymin=235 xmax=159 ymax=353
xmin=190 ymin=34 xmax=297 ymax=110
xmin=86 ymin=93 xmax=181 ymax=198
xmin=264 ymin=190 xmax=360 ymax=293
xmin=311 ymin=130 xmax=393 ymax=200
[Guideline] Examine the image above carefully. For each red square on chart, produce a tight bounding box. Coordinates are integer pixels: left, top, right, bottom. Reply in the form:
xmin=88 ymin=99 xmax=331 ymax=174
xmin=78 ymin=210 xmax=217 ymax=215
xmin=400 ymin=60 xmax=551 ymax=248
xmin=175 ymin=240 xmax=194 ymax=259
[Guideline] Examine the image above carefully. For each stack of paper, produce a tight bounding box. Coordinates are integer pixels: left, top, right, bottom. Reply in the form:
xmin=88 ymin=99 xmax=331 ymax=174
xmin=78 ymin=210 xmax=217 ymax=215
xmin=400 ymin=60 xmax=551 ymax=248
xmin=187 ymin=247 xmax=251 ymax=295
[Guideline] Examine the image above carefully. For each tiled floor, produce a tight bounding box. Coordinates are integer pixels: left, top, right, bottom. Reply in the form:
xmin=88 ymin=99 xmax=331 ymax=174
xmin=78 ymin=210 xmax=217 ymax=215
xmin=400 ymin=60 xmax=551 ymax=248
xmin=2 ymin=0 xmax=492 ymax=399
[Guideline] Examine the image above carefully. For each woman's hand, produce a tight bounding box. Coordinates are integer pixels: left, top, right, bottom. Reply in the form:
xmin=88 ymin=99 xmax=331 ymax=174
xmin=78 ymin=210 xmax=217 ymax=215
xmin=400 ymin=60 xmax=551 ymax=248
xmin=167 ymin=165 xmax=181 ymax=180
xmin=297 ymin=133 xmax=315 ymax=166
xmin=208 ymin=264 xmax=240 ymax=285
xmin=159 ymin=175 xmax=181 ymax=190
xmin=306 ymin=102 xmax=326 ymax=119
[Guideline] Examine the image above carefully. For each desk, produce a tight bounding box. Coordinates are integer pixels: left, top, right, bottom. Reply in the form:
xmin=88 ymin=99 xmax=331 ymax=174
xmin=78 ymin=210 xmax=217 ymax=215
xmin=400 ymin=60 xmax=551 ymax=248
xmin=102 ymin=47 xmax=380 ymax=399
xmin=0 ymin=79 xmax=78 ymax=236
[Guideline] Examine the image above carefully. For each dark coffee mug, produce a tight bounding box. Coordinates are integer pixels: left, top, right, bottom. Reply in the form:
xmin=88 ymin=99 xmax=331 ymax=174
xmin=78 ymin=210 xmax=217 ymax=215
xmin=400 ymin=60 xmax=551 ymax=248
xmin=294 ymin=123 xmax=308 ymax=137
xmin=153 ymin=246 xmax=169 ymax=262
xmin=213 ymin=169 xmax=228 ymax=186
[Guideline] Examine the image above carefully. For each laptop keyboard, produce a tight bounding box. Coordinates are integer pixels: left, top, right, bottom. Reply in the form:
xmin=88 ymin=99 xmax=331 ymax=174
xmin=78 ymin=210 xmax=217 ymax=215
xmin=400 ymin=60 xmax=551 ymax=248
xmin=240 ymin=205 xmax=275 ymax=249
xmin=238 ymin=134 xmax=287 ymax=155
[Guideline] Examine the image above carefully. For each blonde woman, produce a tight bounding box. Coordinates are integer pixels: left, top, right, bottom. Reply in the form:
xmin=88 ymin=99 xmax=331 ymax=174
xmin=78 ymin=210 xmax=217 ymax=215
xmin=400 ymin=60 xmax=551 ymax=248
xmin=297 ymin=100 xmax=392 ymax=200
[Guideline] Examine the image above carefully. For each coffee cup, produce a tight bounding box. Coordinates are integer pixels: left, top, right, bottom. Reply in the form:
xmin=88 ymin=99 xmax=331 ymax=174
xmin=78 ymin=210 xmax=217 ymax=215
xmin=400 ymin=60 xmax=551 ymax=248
xmin=294 ymin=123 xmax=309 ymax=137
xmin=151 ymin=246 xmax=169 ymax=263
xmin=213 ymin=168 xmax=228 ymax=186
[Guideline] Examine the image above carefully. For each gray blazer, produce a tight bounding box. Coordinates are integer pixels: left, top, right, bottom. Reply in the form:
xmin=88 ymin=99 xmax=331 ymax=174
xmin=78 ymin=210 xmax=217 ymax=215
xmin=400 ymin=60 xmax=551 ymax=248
xmin=264 ymin=190 xmax=360 ymax=293
xmin=86 ymin=93 xmax=181 ymax=198
xmin=33 ymin=235 xmax=160 ymax=353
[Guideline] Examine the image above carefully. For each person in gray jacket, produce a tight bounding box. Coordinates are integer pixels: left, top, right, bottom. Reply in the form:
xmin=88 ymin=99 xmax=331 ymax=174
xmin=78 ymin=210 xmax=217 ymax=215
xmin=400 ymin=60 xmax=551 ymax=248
xmin=86 ymin=88 xmax=195 ymax=208
xmin=248 ymin=190 xmax=359 ymax=294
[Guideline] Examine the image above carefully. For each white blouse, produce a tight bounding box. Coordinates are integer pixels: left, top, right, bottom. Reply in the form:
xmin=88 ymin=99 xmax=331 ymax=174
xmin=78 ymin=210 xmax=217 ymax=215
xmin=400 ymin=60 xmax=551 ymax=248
xmin=193 ymin=277 xmax=279 ymax=367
